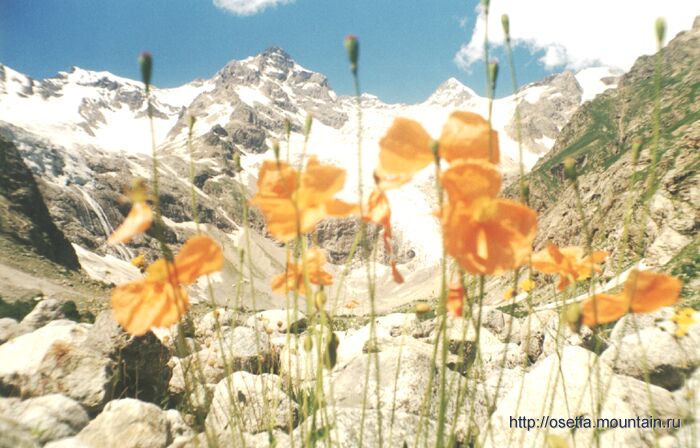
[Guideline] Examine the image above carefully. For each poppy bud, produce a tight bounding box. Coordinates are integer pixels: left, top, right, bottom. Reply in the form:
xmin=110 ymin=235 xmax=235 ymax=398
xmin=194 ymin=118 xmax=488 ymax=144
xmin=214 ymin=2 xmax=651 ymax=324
xmin=501 ymin=15 xmax=511 ymax=42
xmin=344 ymin=35 xmax=359 ymax=75
xmin=323 ymin=333 xmax=340 ymax=369
xmin=283 ymin=118 xmax=291 ymax=136
xmin=304 ymin=114 xmax=313 ymax=137
xmin=430 ymin=140 xmax=440 ymax=163
xmin=272 ymin=140 xmax=280 ymax=161
xmin=232 ymin=152 xmax=241 ymax=172
xmin=314 ymin=290 xmax=327 ymax=311
xmin=481 ymin=0 xmax=490 ymax=14
xmin=188 ymin=115 xmax=196 ymax=132
xmin=303 ymin=334 xmax=313 ymax=352
xmin=655 ymin=17 xmax=666 ymax=47
xmin=139 ymin=52 xmax=153 ymax=90
xmin=564 ymin=302 xmax=583 ymax=334
xmin=488 ymin=60 xmax=499 ymax=93
xmin=522 ymin=183 xmax=530 ymax=204
xmin=563 ymin=157 xmax=577 ymax=181
xmin=415 ymin=302 xmax=431 ymax=315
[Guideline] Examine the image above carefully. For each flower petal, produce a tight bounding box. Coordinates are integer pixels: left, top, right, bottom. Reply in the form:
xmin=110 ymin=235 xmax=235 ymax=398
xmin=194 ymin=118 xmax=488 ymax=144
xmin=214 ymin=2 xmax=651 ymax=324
xmin=108 ymin=202 xmax=153 ymax=245
xmin=378 ymin=117 xmax=433 ymax=176
xmin=581 ymin=294 xmax=628 ymax=327
xmin=439 ymin=111 xmax=499 ymax=164
xmin=174 ymin=235 xmax=224 ymax=285
xmin=302 ymin=156 xmax=346 ymax=202
xmin=625 ymin=270 xmax=682 ymax=314
xmin=441 ymin=160 xmax=501 ymax=204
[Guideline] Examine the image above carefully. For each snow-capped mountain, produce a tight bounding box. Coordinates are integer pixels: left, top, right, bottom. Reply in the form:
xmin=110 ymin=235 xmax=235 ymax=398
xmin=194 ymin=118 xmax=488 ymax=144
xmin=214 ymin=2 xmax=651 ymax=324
xmin=0 ymin=48 xmax=620 ymax=312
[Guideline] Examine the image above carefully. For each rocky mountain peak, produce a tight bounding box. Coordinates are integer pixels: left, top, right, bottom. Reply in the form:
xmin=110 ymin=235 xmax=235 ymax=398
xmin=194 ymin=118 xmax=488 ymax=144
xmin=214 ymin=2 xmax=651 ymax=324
xmin=425 ymin=77 xmax=477 ymax=106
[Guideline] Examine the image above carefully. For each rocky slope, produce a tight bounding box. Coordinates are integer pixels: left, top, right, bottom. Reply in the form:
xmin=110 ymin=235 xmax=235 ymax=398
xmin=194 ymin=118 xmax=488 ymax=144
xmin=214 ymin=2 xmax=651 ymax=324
xmin=502 ymin=16 xmax=700 ymax=305
xmin=0 ymin=136 xmax=79 ymax=270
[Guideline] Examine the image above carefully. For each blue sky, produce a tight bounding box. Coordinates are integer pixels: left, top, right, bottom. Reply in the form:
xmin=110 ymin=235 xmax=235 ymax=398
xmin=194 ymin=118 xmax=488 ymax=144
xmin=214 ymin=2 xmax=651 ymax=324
xmin=1 ymin=1 xmax=695 ymax=103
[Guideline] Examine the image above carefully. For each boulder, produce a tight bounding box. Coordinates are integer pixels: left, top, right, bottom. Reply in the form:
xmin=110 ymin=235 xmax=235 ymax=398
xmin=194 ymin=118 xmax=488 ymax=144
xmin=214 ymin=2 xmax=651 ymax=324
xmin=72 ymin=399 xmax=168 ymax=448
xmin=245 ymin=309 xmax=307 ymax=336
xmin=206 ymin=372 xmax=297 ymax=435
xmin=601 ymin=323 xmax=700 ymax=390
xmin=0 ymin=394 xmax=89 ymax=444
xmin=483 ymin=346 xmax=681 ymax=447
xmin=0 ymin=320 xmax=111 ymax=412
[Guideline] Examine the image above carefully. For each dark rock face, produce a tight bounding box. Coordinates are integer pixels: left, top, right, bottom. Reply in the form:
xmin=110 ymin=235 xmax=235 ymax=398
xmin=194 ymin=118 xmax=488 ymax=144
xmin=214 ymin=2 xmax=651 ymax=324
xmin=0 ymin=137 xmax=80 ymax=270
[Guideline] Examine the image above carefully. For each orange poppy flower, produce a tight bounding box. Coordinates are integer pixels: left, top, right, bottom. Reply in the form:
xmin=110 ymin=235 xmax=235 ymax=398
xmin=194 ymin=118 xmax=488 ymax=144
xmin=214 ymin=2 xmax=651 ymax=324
xmin=271 ymin=247 xmax=333 ymax=297
xmin=108 ymin=202 xmax=153 ymax=245
xmin=250 ymin=157 xmax=358 ymax=242
xmin=376 ymin=111 xmax=499 ymax=182
xmin=581 ymin=270 xmax=682 ymax=327
xmin=531 ymin=243 xmax=609 ymax=290
xmin=440 ymin=161 xmax=536 ymax=275
xmin=111 ymin=235 xmax=224 ymax=336
xmin=447 ymin=283 xmax=466 ymax=317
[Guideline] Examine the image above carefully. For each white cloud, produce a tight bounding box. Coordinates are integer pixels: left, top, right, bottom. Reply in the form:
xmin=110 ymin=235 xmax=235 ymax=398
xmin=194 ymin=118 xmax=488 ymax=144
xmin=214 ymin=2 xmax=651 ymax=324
xmin=455 ymin=1 xmax=698 ymax=71
xmin=213 ymin=0 xmax=294 ymax=16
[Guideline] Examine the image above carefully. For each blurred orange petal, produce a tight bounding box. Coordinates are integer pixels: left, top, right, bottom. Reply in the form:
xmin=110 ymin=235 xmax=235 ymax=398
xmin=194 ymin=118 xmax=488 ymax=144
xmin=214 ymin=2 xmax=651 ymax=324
xmin=532 ymin=243 xmax=608 ymax=291
xmin=302 ymin=156 xmax=345 ymax=202
xmin=624 ymin=270 xmax=682 ymax=314
xmin=441 ymin=160 xmax=501 ymax=205
xmin=447 ymin=283 xmax=466 ymax=317
xmin=443 ymin=198 xmax=536 ymax=275
xmin=581 ymin=270 xmax=682 ymax=328
xmin=111 ymin=235 xmax=221 ymax=336
xmin=251 ymin=158 xmax=356 ymax=242
xmin=378 ymin=117 xmax=433 ymax=176
xmin=390 ymin=261 xmax=404 ymax=284
xmin=271 ymin=248 xmax=333 ymax=297
xmin=255 ymin=160 xmax=296 ymax=199
xmin=174 ymin=235 xmax=224 ymax=285
xmin=373 ymin=167 xmax=413 ymax=191
xmin=439 ymin=111 xmax=499 ymax=164
xmin=325 ymin=199 xmax=360 ymax=218
xmin=108 ymin=202 xmax=153 ymax=245
xmin=111 ymin=280 xmax=189 ymax=336
xmin=581 ymin=293 xmax=628 ymax=327
xmin=364 ymin=189 xmax=392 ymax=238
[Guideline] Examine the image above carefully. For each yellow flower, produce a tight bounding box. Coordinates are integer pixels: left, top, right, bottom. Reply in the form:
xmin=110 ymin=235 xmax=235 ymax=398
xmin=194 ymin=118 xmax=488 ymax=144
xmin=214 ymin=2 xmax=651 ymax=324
xmin=130 ymin=254 xmax=147 ymax=269
xmin=671 ymin=307 xmax=697 ymax=338
xmin=531 ymin=243 xmax=608 ymax=291
xmin=503 ymin=287 xmax=515 ymax=300
xmin=111 ymin=235 xmax=224 ymax=336
xmin=581 ymin=270 xmax=682 ymax=327
xmin=250 ymin=157 xmax=358 ymax=243
xmin=519 ymin=278 xmax=536 ymax=292
xmin=271 ymin=247 xmax=333 ymax=297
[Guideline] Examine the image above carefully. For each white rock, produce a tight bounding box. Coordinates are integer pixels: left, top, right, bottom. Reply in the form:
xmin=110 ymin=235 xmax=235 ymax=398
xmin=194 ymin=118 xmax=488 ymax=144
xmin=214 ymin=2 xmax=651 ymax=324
xmin=0 ymin=320 xmax=111 ymax=411
xmin=0 ymin=394 xmax=89 ymax=444
xmin=73 ymin=398 xmax=168 ymax=448
xmin=245 ymin=309 xmax=306 ymax=335
xmin=0 ymin=317 xmax=21 ymax=344
xmin=601 ymin=324 xmax=700 ymax=390
xmin=206 ymin=371 xmax=296 ymax=436
xmin=483 ymin=346 xmax=681 ymax=447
